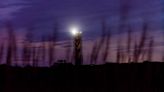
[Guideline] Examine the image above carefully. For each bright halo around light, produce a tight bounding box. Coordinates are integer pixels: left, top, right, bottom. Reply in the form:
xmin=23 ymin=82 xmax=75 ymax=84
xmin=70 ymin=26 xmax=82 ymax=36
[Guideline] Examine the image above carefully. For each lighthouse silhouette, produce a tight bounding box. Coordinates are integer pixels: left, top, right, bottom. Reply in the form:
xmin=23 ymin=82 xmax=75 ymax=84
xmin=73 ymin=31 xmax=83 ymax=65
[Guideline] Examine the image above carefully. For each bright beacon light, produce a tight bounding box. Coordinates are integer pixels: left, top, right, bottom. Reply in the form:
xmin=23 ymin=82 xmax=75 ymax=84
xmin=70 ymin=26 xmax=82 ymax=36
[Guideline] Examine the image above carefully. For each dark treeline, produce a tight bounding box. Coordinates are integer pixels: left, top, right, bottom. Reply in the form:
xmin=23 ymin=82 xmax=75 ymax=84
xmin=1 ymin=62 xmax=164 ymax=92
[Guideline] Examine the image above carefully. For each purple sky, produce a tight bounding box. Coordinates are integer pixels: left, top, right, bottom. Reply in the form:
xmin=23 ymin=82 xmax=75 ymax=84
xmin=0 ymin=0 xmax=161 ymax=36
xmin=0 ymin=0 xmax=163 ymax=64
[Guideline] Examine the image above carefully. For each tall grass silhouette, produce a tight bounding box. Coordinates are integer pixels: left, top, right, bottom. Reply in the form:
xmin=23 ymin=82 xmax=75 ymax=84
xmin=0 ymin=18 xmax=161 ymax=66
xmin=147 ymin=36 xmax=154 ymax=61
xmin=5 ymin=22 xmax=17 ymax=66
xmin=133 ymin=22 xmax=148 ymax=62
xmin=102 ymin=27 xmax=111 ymax=63
xmin=0 ymin=42 xmax=4 ymax=63
xmin=0 ymin=20 xmax=160 ymax=66
xmin=90 ymin=19 xmax=106 ymax=65
xmin=126 ymin=26 xmax=132 ymax=63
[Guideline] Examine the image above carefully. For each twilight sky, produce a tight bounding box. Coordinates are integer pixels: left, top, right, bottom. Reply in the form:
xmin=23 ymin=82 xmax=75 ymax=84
xmin=0 ymin=0 xmax=162 ymax=37
xmin=0 ymin=0 xmax=163 ymax=65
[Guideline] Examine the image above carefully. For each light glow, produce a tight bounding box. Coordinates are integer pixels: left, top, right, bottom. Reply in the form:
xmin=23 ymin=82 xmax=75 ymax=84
xmin=70 ymin=26 xmax=81 ymax=36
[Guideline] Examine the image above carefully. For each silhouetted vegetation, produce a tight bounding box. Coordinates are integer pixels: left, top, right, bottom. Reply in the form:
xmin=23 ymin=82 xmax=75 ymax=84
xmin=5 ymin=22 xmax=17 ymax=66
xmin=0 ymin=1 xmax=162 ymax=66
xmin=0 ymin=1 xmax=163 ymax=92
xmin=0 ymin=19 xmax=161 ymax=66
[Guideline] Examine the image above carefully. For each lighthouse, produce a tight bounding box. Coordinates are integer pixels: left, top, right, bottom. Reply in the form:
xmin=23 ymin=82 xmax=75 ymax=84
xmin=70 ymin=27 xmax=83 ymax=65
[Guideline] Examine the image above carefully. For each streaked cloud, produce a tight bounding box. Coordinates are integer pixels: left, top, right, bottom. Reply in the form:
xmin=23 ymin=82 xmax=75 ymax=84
xmin=0 ymin=0 xmax=31 ymax=20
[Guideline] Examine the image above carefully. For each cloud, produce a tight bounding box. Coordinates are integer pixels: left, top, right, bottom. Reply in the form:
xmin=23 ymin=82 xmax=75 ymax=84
xmin=0 ymin=0 xmax=31 ymax=21
xmin=0 ymin=6 xmax=23 ymax=20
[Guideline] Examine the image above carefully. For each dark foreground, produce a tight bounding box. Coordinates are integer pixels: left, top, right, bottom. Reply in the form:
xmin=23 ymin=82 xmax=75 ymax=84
xmin=0 ymin=62 xmax=164 ymax=92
